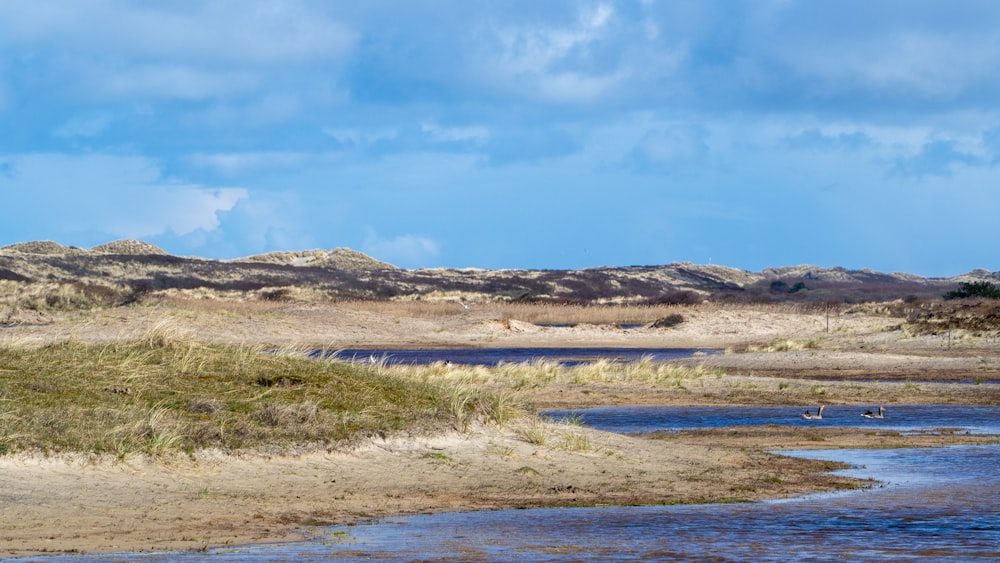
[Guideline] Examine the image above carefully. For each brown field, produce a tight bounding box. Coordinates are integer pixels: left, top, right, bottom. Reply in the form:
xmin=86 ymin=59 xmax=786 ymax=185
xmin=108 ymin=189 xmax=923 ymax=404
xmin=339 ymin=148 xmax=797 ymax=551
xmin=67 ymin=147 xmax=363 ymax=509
xmin=1 ymin=296 xmax=999 ymax=556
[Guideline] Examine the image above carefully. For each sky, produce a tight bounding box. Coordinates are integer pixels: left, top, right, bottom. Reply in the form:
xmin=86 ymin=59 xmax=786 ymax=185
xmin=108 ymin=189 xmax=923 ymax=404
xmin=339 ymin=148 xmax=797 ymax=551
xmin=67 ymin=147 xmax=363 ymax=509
xmin=1 ymin=1 xmax=999 ymax=276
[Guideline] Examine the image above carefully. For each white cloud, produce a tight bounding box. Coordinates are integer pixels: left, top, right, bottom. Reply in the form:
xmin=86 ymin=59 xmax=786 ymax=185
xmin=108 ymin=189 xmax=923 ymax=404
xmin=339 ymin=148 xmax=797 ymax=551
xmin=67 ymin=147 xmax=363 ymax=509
xmin=0 ymin=1 xmax=356 ymax=65
xmin=186 ymin=151 xmax=316 ymax=177
xmin=93 ymin=64 xmax=260 ymax=101
xmin=114 ymin=186 xmax=247 ymax=237
xmin=0 ymin=1 xmax=356 ymax=106
xmin=535 ymin=71 xmax=624 ymax=103
xmin=0 ymin=153 xmax=247 ymax=239
xmin=749 ymin=5 xmax=1000 ymax=105
xmin=486 ymin=3 xmax=626 ymax=103
xmin=322 ymin=128 xmax=399 ymax=148
xmin=53 ymin=113 xmax=114 ymax=138
xmin=784 ymin=33 xmax=996 ymax=99
xmin=420 ymin=123 xmax=490 ymax=144
xmin=497 ymin=5 xmax=614 ymax=74
xmin=627 ymin=124 xmax=708 ymax=171
xmin=362 ymin=231 xmax=440 ymax=267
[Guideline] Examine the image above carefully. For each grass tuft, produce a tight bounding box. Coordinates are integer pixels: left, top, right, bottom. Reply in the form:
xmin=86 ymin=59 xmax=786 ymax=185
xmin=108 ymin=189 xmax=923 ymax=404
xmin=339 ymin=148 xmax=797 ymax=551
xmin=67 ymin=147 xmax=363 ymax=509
xmin=516 ymin=418 xmax=549 ymax=446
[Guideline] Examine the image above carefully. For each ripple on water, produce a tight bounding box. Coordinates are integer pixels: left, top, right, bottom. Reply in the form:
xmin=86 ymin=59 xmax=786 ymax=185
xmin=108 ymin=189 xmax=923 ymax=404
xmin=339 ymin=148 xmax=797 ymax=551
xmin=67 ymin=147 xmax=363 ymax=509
xmin=542 ymin=404 xmax=1000 ymax=435
xmin=20 ymin=416 xmax=1000 ymax=562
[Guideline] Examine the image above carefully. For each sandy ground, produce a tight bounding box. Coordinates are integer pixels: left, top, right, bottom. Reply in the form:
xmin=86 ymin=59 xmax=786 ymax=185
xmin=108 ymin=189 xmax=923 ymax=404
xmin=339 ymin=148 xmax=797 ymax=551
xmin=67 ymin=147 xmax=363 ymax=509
xmin=2 ymin=300 xmax=1000 ymax=556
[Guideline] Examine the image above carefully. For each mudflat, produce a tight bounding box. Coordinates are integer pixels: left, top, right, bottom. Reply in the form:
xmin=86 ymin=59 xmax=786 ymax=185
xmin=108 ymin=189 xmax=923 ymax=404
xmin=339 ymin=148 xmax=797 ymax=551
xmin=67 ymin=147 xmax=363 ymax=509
xmin=2 ymin=299 xmax=998 ymax=556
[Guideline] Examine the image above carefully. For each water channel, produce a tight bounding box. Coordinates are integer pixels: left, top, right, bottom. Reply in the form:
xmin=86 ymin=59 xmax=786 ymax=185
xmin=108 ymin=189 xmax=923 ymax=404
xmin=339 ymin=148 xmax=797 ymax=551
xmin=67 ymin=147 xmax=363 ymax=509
xmin=16 ymin=348 xmax=1000 ymax=562
xmin=319 ymin=347 xmax=718 ymax=367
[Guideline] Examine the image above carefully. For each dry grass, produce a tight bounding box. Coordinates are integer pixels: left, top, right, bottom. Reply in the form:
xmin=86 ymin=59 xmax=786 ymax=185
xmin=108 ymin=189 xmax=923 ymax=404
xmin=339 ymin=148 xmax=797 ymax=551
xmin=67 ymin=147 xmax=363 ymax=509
xmin=336 ymin=300 xmax=698 ymax=326
xmin=372 ymin=358 xmax=722 ymax=391
xmin=0 ymin=280 xmax=135 ymax=316
xmin=733 ymin=337 xmax=826 ymax=353
xmin=0 ymin=335 xmax=462 ymax=457
xmin=512 ymin=414 xmax=602 ymax=453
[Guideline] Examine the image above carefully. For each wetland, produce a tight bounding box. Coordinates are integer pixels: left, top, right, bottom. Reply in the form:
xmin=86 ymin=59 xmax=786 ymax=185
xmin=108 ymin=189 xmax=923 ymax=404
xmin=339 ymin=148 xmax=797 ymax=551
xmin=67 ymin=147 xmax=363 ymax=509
xmin=2 ymin=292 xmax=999 ymax=557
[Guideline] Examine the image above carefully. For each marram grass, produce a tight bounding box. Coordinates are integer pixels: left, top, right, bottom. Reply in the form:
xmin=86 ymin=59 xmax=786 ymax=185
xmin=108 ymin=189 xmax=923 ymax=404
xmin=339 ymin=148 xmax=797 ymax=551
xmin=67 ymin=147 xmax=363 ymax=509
xmin=0 ymin=338 xmax=477 ymax=457
xmin=0 ymin=326 xmax=721 ymax=457
xmin=384 ymin=357 xmax=723 ymax=388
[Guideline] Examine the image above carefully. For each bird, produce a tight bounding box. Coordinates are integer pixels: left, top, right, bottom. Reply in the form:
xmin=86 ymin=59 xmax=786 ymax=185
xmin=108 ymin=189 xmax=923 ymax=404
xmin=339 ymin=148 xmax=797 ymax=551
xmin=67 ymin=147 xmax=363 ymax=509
xmin=862 ymin=406 xmax=886 ymax=419
xmin=458 ymin=300 xmax=470 ymax=310
xmin=801 ymin=405 xmax=825 ymax=420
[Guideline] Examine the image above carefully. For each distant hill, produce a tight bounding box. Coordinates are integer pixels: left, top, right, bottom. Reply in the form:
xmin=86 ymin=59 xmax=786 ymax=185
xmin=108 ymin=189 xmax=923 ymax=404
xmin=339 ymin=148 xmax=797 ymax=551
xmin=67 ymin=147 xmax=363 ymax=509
xmin=233 ymin=248 xmax=396 ymax=270
xmin=1 ymin=239 xmax=996 ymax=304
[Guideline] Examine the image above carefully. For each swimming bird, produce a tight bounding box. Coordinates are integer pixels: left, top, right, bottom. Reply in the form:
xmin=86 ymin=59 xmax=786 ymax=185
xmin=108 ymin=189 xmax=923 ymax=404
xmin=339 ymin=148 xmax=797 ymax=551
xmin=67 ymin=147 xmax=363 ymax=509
xmin=862 ymin=406 xmax=886 ymax=419
xmin=801 ymin=405 xmax=825 ymax=420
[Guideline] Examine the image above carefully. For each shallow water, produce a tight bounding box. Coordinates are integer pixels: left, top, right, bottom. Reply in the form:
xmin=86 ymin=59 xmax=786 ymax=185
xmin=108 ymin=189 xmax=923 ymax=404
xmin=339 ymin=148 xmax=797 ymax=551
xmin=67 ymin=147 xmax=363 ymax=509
xmin=36 ymin=444 xmax=999 ymax=562
xmin=16 ymin=402 xmax=1000 ymax=561
xmin=309 ymin=445 xmax=1000 ymax=562
xmin=318 ymin=347 xmax=716 ymax=367
xmin=541 ymin=404 xmax=1000 ymax=435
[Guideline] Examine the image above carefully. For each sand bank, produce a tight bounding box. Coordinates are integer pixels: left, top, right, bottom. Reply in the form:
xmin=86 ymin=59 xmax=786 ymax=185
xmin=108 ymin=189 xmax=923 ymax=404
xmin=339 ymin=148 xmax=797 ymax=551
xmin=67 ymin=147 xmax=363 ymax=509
xmin=2 ymin=300 xmax=998 ymax=555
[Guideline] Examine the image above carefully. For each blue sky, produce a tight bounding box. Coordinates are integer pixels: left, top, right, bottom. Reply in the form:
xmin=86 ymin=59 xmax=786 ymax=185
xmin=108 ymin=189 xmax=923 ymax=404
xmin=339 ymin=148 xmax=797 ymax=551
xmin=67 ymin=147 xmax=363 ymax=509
xmin=2 ymin=1 xmax=999 ymax=276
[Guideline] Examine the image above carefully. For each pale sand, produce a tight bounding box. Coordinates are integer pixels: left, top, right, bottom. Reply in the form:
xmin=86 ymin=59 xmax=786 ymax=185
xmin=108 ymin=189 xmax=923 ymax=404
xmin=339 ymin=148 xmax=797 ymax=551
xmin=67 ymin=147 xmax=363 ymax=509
xmin=2 ymin=300 xmax=999 ymax=556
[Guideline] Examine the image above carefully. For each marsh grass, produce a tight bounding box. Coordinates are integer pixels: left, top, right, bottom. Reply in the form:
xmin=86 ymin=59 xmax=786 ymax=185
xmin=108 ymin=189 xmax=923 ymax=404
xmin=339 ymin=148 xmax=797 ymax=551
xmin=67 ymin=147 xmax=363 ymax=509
xmin=0 ymin=338 xmax=461 ymax=457
xmin=387 ymin=358 xmax=721 ymax=390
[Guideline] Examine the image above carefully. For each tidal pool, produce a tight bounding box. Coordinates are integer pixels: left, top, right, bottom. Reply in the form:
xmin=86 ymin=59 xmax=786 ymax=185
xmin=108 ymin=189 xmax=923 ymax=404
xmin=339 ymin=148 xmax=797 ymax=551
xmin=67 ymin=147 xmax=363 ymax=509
xmin=24 ymin=408 xmax=1000 ymax=562
xmin=306 ymin=445 xmax=1000 ymax=562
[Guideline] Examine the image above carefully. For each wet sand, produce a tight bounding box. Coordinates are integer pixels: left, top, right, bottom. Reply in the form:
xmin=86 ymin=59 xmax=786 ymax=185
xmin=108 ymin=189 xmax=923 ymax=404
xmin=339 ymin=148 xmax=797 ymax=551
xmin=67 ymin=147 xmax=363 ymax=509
xmin=2 ymin=300 xmax=999 ymax=556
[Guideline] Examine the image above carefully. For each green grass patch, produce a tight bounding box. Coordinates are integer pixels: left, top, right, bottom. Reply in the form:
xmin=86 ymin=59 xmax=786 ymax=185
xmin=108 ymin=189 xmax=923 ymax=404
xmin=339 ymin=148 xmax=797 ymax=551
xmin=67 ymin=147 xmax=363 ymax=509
xmin=420 ymin=452 xmax=454 ymax=464
xmin=0 ymin=339 xmax=455 ymax=456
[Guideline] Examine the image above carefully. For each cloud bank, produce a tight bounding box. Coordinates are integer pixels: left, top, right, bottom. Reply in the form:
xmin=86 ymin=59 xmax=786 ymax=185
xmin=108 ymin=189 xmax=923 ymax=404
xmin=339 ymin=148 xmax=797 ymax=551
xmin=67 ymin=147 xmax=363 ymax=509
xmin=1 ymin=1 xmax=999 ymax=275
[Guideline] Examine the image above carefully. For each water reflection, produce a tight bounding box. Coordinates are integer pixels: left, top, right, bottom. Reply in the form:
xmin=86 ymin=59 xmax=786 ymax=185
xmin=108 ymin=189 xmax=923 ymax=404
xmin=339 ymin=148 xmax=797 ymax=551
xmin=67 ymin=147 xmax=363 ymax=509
xmin=18 ymin=409 xmax=1000 ymax=562
xmin=286 ymin=446 xmax=1000 ymax=561
xmin=542 ymin=404 xmax=1000 ymax=435
xmin=49 ymin=446 xmax=996 ymax=562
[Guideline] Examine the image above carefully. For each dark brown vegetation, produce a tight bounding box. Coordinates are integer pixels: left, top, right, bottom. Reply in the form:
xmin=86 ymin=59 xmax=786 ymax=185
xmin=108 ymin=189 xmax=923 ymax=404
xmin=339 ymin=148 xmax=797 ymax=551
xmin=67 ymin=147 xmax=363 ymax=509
xmin=896 ymin=298 xmax=1000 ymax=335
xmin=1 ymin=239 xmax=997 ymax=310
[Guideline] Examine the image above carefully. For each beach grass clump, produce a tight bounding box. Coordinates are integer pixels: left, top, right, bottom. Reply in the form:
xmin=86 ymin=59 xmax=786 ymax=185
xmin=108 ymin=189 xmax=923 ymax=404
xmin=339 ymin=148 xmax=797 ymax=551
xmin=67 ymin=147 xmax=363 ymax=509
xmin=736 ymin=337 xmax=823 ymax=353
xmin=382 ymin=357 xmax=721 ymax=391
xmin=445 ymin=386 xmax=528 ymax=432
xmin=0 ymin=339 xmax=462 ymax=457
xmin=496 ymin=359 xmax=561 ymax=388
xmin=516 ymin=418 xmax=549 ymax=446
xmin=557 ymin=430 xmax=593 ymax=452
xmin=561 ymin=360 xmax=720 ymax=386
xmin=767 ymin=338 xmax=805 ymax=352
